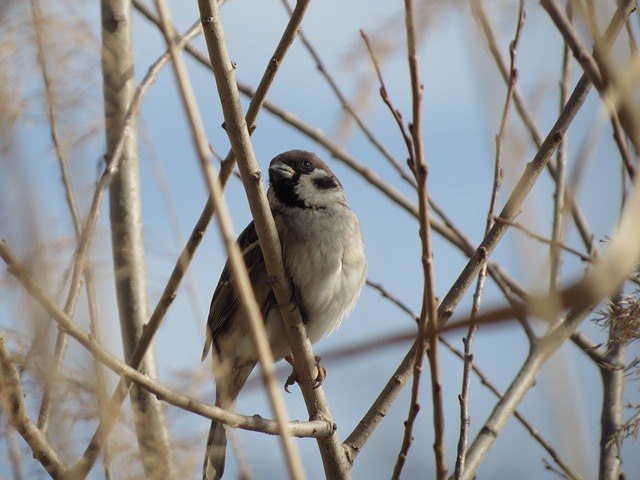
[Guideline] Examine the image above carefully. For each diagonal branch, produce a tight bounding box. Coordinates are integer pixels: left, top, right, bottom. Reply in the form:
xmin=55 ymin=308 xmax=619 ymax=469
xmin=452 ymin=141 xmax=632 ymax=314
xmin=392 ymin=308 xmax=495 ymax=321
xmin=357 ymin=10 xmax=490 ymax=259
xmin=281 ymin=0 xmax=415 ymax=187
xmin=470 ymin=0 xmax=598 ymax=256
xmin=68 ymin=21 xmax=204 ymax=478
xmin=154 ymin=0 xmax=315 ymax=478
xmin=0 ymin=338 xmax=66 ymax=478
xmin=197 ymin=0 xmax=351 ymax=478
xmin=30 ymin=0 xmax=114 ymax=473
xmin=463 ymin=66 xmax=640 ymax=474
xmin=0 ymin=241 xmax=332 ymax=440
xmin=67 ymin=1 xmax=321 ymax=474
xmin=345 ymin=1 xmax=635 ymax=464
xmin=455 ymin=3 xmax=523 ymax=477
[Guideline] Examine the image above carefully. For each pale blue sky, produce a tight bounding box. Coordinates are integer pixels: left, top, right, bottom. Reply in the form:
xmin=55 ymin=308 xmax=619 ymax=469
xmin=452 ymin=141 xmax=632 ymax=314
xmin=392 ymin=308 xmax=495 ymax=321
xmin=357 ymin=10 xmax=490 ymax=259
xmin=0 ymin=0 xmax=638 ymax=478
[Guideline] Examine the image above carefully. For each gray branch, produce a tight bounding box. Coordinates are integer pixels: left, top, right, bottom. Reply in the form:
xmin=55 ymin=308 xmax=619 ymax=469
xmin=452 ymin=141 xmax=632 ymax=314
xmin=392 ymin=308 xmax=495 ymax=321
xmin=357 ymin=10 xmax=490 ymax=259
xmin=101 ymin=0 xmax=175 ymax=477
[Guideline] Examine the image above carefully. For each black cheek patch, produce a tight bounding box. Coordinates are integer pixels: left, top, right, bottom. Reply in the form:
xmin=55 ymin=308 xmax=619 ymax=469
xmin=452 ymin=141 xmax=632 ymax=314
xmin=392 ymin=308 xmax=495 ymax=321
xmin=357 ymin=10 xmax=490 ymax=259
xmin=313 ymin=176 xmax=338 ymax=190
xmin=273 ymin=177 xmax=308 ymax=209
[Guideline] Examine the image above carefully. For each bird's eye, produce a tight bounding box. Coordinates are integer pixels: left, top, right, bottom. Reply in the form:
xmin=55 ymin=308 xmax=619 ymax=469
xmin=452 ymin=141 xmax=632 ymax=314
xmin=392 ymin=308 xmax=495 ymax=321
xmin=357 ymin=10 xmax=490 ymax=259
xmin=301 ymin=159 xmax=314 ymax=171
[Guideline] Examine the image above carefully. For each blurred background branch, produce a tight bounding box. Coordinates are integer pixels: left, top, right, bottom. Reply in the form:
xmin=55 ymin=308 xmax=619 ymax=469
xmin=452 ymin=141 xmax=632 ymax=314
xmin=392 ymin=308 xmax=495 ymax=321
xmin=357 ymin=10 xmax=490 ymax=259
xmin=0 ymin=0 xmax=639 ymax=479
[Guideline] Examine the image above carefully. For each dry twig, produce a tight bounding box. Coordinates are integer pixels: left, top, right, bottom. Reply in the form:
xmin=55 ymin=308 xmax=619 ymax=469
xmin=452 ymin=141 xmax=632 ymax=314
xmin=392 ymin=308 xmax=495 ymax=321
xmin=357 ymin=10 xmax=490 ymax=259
xmin=0 ymin=338 xmax=66 ymax=477
xmin=454 ymin=3 xmax=523 ymax=477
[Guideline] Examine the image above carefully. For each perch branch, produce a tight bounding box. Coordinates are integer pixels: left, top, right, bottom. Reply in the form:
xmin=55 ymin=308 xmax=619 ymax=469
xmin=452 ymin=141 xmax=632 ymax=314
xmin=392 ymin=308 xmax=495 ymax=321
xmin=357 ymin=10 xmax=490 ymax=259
xmin=197 ymin=0 xmax=351 ymax=477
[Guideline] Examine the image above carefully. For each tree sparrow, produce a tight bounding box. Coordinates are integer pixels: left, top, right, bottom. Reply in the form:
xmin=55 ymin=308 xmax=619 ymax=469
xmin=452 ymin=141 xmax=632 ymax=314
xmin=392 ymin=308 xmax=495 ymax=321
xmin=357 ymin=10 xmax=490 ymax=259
xmin=202 ymin=150 xmax=367 ymax=479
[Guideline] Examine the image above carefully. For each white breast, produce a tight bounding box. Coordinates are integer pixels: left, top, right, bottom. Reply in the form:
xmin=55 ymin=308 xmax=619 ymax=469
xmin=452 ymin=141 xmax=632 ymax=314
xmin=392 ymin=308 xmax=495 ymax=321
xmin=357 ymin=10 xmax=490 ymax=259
xmin=278 ymin=205 xmax=367 ymax=345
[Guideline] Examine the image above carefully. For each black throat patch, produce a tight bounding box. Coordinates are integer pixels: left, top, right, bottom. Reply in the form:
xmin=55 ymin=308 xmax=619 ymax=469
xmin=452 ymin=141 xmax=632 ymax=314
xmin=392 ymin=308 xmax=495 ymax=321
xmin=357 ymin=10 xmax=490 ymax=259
xmin=272 ymin=177 xmax=327 ymax=210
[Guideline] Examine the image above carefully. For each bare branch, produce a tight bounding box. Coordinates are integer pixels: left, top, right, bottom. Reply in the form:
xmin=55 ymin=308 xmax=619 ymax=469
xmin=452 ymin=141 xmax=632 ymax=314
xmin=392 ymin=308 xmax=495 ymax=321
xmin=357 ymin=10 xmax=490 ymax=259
xmin=280 ymin=0 xmax=416 ymax=188
xmin=0 ymin=338 xmax=66 ymax=478
xmin=455 ymin=3 xmax=523 ymax=477
xmin=198 ymin=0 xmax=317 ymax=477
xmin=101 ymin=0 xmax=176 ymax=475
xmin=0 ymin=241 xmax=333 ymax=440
xmin=494 ymin=217 xmax=591 ymax=262
xmin=598 ymin=297 xmax=626 ymax=479
xmin=383 ymin=1 xmax=445 ymax=477
xmin=463 ymin=42 xmax=640 ymax=468
xmin=30 ymin=0 xmax=114 ymax=472
xmin=541 ymin=0 xmax=640 ymax=154
xmin=470 ymin=0 xmax=599 ymax=256
xmin=360 ymin=30 xmax=414 ymax=164
xmin=441 ymin=337 xmax=582 ymax=480
xmin=70 ymin=21 xmax=206 ymax=477
xmin=550 ymin=1 xmax=573 ymax=296
xmin=462 ymin=307 xmax=592 ymax=479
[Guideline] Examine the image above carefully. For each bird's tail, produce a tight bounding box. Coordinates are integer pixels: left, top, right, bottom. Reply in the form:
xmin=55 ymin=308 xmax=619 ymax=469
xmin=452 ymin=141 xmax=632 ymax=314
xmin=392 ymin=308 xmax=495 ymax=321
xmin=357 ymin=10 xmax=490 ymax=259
xmin=203 ymin=413 xmax=231 ymax=480
xmin=203 ymin=363 xmax=255 ymax=479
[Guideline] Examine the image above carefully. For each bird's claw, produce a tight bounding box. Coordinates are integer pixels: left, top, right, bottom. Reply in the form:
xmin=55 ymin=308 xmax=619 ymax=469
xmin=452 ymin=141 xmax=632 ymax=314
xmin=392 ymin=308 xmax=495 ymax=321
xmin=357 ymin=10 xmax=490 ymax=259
xmin=283 ymin=355 xmax=326 ymax=392
xmin=313 ymin=361 xmax=326 ymax=389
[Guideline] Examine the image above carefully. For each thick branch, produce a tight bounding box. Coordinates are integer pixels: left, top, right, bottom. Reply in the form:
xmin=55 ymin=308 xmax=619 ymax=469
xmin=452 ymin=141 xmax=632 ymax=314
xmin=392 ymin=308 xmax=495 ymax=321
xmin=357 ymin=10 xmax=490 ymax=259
xmin=101 ymin=0 xmax=175 ymax=476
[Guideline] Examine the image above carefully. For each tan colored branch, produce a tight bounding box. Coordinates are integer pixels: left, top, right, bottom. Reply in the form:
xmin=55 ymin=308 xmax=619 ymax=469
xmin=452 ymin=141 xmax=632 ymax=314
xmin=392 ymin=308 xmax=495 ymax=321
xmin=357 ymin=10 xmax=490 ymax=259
xmin=0 ymin=241 xmax=333 ymax=440
xmin=0 ymin=338 xmax=66 ymax=478
xmin=197 ymin=0 xmax=351 ymax=477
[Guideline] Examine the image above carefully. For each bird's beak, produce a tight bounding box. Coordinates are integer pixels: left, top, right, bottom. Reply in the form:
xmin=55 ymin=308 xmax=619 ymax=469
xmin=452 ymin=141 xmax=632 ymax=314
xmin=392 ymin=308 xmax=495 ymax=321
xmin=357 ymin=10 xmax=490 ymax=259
xmin=269 ymin=160 xmax=295 ymax=181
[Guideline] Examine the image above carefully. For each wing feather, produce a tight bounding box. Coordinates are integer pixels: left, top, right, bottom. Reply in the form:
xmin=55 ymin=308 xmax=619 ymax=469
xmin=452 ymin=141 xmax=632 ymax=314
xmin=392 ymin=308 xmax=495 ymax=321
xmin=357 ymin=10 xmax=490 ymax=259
xmin=202 ymin=222 xmax=272 ymax=360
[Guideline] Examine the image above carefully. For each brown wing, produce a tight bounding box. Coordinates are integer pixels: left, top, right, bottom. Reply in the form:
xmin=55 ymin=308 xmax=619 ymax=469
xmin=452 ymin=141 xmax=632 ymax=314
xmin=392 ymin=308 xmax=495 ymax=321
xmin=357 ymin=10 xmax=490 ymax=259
xmin=201 ymin=222 xmax=273 ymax=360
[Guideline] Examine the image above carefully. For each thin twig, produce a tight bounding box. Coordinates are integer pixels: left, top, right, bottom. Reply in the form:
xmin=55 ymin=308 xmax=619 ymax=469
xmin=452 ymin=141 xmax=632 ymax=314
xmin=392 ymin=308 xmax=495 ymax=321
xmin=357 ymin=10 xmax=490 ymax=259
xmin=455 ymin=4 xmax=523 ymax=477
xmin=360 ymin=30 xmax=414 ymax=162
xmin=570 ymin=331 xmax=608 ymax=366
xmin=280 ymin=0 xmax=415 ymax=187
xmin=470 ymin=0 xmax=599 ymax=257
xmin=543 ymin=0 xmax=636 ymax=184
xmin=494 ymin=217 xmax=590 ymax=262
xmin=390 ymin=1 xmax=444 ymax=477
xmin=542 ymin=0 xmax=637 ymax=181
xmin=541 ymin=0 xmax=640 ymax=154
xmin=0 ymin=338 xmax=66 ymax=477
xmin=440 ymin=336 xmax=582 ymax=480
xmin=366 ymin=279 xmax=418 ymax=320
xmin=30 ymin=0 xmax=114 ymax=473
xmin=542 ymin=0 xmax=604 ymax=89
xmin=463 ymin=18 xmax=640 ymax=466
xmin=550 ymin=1 xmax=572 ymax=295
xmin=348 ymin=3 xmax=635 ymax=465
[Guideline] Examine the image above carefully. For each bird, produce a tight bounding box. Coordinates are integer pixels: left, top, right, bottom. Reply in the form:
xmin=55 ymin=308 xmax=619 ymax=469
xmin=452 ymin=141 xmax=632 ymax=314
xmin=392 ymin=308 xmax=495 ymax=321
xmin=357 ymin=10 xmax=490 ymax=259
xmin=201 ymin=150 xmax=367 ymax=480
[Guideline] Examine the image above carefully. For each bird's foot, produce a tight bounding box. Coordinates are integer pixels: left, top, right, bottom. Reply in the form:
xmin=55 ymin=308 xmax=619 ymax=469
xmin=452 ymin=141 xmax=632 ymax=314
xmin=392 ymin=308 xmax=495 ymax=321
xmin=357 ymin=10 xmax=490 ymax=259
xmin=284 ymin=355 xmax=326 ymax=392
